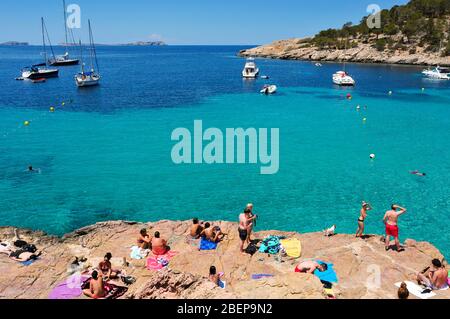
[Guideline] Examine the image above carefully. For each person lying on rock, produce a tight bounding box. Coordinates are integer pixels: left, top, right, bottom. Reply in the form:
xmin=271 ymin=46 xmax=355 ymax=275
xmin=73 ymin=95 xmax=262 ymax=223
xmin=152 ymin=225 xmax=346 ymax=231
xmin=200 ymin=223 xmax=225 ymax=243
xmin=137 ymin=228 xmax=151 ymax=249
xmin=417 ymin=259 xmax=448 ymax=290
xmin=99 ymin=252 xmax=120 ymax=280
xmin=83 ymin=270 xmax=106 ymax=299
xmin=294 ymin=260 xmax=328 ymax=274
xmin=190 ymin=218 xmax=204 ymax=239
xmin=8 ymin=248 xmax=41 ymax=262
xmin=151 ymin=231 xmax=170 ymax=255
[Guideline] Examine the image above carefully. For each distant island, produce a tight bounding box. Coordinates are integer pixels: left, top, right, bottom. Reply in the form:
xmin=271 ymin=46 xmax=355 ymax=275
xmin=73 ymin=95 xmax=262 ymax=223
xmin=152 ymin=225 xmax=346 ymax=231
xmin=57 ymin=41 xmax=167 ymax=47
xmin=0 ymin=41 xmax=29 ymax=46
xmin=240 ymin=0 xmax=450 ymax=66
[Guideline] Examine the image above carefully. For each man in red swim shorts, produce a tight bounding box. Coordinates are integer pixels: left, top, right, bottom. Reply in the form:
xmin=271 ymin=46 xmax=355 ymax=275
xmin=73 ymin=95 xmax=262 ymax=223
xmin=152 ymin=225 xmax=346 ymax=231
xmin=383 ymin=204 xmax=407 ymax=252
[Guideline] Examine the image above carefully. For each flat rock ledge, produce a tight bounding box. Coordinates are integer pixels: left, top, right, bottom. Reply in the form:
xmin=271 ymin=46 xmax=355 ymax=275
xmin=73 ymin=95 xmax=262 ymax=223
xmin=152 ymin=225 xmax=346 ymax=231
xmin=0 ymin=220 xmax=448 ymax=299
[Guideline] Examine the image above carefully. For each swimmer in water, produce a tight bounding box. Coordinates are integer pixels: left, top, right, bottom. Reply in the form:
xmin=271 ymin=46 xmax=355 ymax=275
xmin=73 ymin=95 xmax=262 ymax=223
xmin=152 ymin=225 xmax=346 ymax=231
xmin=410 ymin=171 xmax=426 ymax=176
xmin=27 ymin=166 xmax=41 ymax=174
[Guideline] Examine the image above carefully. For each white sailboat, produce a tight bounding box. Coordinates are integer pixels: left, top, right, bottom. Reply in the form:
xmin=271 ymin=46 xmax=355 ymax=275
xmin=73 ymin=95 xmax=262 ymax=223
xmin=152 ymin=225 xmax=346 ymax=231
xmin=21 ymin=18 xmax=59 ymax=79
xmin=48 ymin=0 xmax=79 ymax=66
xmin=75 ymin=20 xmax=100 ymax=87
xmin=242 ymin=57 xmax=259 ymax=78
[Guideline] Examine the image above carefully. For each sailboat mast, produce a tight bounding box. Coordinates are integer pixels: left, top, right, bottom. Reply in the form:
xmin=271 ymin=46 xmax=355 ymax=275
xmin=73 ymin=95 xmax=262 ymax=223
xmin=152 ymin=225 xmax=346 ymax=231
xmin=79 ymin=40 xmax=84 ymax=74
xmin=88 ymin=20 xmax=94 ymax=71
xmin=63 ymin=0 xmax=69 ymax=53
xmin=88 ymin=19 xmax=99 ymax=73
xmin=41 ymin=17 xmax=47 ymax=65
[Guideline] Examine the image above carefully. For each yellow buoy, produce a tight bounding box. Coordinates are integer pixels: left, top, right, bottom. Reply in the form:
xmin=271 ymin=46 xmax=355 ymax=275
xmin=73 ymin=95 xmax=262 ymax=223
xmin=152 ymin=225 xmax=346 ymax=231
xmin=61 ymin=102 xmax=65 ymax=106
xmin=24 ymin=121 xmax=30 ymax=126
xmin=50 ymin=107 xmax=55 ymax=112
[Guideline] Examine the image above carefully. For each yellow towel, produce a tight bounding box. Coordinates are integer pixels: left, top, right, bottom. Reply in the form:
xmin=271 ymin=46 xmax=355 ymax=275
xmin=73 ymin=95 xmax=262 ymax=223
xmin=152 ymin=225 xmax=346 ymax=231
xmin=280 ymin=238 xmax=301 ymax=258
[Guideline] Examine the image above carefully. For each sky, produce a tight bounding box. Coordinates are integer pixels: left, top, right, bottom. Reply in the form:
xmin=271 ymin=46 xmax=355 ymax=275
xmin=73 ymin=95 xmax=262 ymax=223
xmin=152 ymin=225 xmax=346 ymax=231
xmin=0 ymin=0 xmax=409 ymax=45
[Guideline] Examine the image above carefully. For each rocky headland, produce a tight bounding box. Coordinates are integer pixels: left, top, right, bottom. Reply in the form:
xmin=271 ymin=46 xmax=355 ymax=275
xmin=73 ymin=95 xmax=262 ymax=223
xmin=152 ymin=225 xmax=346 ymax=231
xmin=1 ymin=220 xmax=449 ymax=299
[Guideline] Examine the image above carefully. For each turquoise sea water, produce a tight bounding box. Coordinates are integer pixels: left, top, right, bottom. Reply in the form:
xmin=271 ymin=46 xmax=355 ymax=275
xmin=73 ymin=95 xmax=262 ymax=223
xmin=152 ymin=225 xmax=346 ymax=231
xmin=0 ymin=46 xmax=449 ymax=257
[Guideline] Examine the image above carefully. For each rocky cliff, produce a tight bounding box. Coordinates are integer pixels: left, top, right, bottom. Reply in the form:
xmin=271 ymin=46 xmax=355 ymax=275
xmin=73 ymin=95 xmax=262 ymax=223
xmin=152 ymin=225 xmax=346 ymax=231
xmin=0 ymin=220 xmax=448 ymax=299
xmin=239 ymin=38 xmax=450 ymax=66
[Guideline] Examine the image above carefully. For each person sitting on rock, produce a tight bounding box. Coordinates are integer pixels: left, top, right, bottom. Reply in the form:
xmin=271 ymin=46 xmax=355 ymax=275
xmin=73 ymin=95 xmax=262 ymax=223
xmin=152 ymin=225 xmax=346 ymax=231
xmin=417 ymin=259 xmax=448 ymax=290
xmin=99 ymin=252 xmax=120 ymax=280
xmin=397 ymin=282 xmax=409 ymax=299
xmin=190 ymin=218 xmax=204 ymax=239
xmin=137 ymin=228 xmax=151 ymax=249
xmin=295 ymin=260 xmax=328 ymax=274
xmin=200 ymin=223 xmax=224 ymax=243
xmin=151 ymin=231 xmax=170 ymax=255
xmin=83 ymin=270 xmax=106 ymax=299
xmin=209 ymin=265 xmax=224 ymax=286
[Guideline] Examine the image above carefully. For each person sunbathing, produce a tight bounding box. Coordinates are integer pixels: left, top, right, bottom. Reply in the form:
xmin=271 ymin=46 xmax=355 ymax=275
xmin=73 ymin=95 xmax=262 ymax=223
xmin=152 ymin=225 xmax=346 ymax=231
xmin=0 ymin=241 xmax=13 ymax=255
xmin=83 ymin=270 xmax=106 ymax=299
xmin=9 ymin=249 xmax=41 ymax=262
xmin=190 ymin=218 xmax=204 ymax=239
xmin=295 ymin=260 xmax=328 ymax=274
xmin=151 ymin=231 xmax=169 ymax=255
xmin=200 ymin=223 xmax=225 ymax=243
xmin=417 ymin=259 xmax=448 ymax=290
xmin=99 ymin=252 xmax=120 ymax=280
xmin=137 ymin=228 xmax=151 ymax=249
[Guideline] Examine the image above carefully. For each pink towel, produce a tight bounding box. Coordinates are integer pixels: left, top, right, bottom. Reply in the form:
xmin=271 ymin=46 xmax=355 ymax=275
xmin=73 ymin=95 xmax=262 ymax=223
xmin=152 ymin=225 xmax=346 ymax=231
xmin=146 ymin=251 xmax=178 ymax=270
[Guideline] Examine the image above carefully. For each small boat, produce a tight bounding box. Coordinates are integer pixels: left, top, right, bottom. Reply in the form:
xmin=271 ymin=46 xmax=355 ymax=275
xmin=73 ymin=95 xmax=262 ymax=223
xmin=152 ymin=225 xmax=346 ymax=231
xmin=422 ymin=66 xmax=450 ymax=80
xmin=333 ymin=71 xmax=355 ymax=86
xmin=21 ymin=18 xmax=59 ymax=80
xmin=31 ymin=78 xmax=46 ymax=83
xmin=242 ymin=57 xmax=259 ymax=78
xmin=260 ymin=84 xmax=277 ymax=95
xmin=48 ymin=1 xmax=79 ymax=66
xmin=261 ymin=75 xmax=270 ymax=79
xmin=75 ymin=20 xmax=100 ymax=87
xmin=315 ymin=63 xmax=323 ymax=67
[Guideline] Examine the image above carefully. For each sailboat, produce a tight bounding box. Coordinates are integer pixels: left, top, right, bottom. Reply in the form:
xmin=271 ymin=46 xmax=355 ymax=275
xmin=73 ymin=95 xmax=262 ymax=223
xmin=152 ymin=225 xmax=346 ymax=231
xmin=21 ymin=18 xmax=59 ymax=79
xmin=332 ymin=38 xmax=355 ymax=86
xmin=48 ymin=0 xmax=79 ymax=66
xmin=75 ymin=20 xmax=100 ymax=87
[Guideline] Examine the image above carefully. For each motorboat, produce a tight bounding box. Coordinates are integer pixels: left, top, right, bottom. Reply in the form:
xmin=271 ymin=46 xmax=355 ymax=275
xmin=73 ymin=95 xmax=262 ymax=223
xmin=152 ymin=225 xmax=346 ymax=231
xmin=333 ymin=71 xmax=355 ymax=86
xmin=260 ymin=84 xmax=277 ymax=94
xmin=422 ymin=66 xmax=450 ymax=80
xmin=242 ymin=57 xmax=259 ymax=78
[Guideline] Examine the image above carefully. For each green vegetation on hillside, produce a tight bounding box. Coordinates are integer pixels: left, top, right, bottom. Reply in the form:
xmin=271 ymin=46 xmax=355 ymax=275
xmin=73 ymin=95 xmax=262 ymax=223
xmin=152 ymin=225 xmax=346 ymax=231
xmin=310 ymin=0 xmax=450 ymax=56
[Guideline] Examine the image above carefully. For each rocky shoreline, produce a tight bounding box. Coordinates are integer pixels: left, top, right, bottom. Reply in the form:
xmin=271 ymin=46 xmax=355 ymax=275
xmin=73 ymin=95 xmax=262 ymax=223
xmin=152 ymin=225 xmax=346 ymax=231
xmin=239 ymin=39 xmax=450 ymax=66
xmin=1 ymin=220 xmax=449 ymax=299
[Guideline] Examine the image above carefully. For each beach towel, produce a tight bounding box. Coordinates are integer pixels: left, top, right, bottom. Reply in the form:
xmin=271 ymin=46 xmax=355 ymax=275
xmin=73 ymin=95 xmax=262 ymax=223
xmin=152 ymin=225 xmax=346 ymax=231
xmin=49 ymin=274 xmax=89 ymax=299
xmin=280 ymin=238 xmax=302 ymax=258
xmin=81 ymin=278 xmax=128 ymax=299
xmin=251 ymin=274 xmax=275 ymax=280
xmin=146 ymin=251 xmax=178 ymax=270
xmin=20 ymin=258 xmax=39 ymax=266
xmin=130 ymin=246 xmax=149 ymax=260
xmin=314 ymin=260 xmax=338 ymax=284
xmin=199 ymin=237 xmax=218 ymax=250
xmin=395 ymin=281 xmax=436 ymax=299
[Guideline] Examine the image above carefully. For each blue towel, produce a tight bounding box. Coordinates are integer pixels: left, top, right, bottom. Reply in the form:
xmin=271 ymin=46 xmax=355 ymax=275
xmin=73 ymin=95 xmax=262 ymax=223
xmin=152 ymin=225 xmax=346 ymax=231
xmin=314 ymin=260 xmax=338 ymax=283
xmin=20 ymin=258 xmax=38 ymax=266
xmin=199 ymin=237 xmax=218 ymax=250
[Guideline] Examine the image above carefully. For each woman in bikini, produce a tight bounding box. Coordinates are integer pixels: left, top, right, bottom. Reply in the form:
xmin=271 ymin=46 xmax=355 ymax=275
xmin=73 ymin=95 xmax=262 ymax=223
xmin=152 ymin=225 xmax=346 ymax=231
xmin=356 ymin=201 xmax=372 ymax=238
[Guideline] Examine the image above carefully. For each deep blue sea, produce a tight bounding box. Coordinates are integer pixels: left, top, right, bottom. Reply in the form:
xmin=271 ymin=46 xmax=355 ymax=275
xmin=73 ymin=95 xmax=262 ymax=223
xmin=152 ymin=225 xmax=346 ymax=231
xmin=0 ymin=45 xmax=449 ymax=257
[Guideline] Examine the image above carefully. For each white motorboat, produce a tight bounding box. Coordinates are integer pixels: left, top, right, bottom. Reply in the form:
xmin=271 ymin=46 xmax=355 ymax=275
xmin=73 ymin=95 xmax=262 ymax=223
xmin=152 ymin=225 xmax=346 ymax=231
xmin=315 ymin=63 xmax=323 ymax=67
xmin=75 ymin=20 xmax=100 ymax=87
xmin=422 ymin=66 xmax=450 ymax=80
xmin=242 ymin=57 xmax=259 ymax=78
xmin=333 ymin=71 xmax=355 ymax=86
xmin=260 ymin=85 xmax=277 ymax=94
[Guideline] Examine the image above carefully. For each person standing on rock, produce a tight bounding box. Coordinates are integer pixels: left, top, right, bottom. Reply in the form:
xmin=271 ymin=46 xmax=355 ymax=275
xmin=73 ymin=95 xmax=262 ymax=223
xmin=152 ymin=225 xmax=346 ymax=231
xmin=245 ymin=203 xmax=257 ymax=244
xmin=383 ymin=204 xmax=407 ymax=252
xmin=356 ymin=201 xmax=372 ymax=238
xmin=238 ymin=208 xmax=257 ymax=253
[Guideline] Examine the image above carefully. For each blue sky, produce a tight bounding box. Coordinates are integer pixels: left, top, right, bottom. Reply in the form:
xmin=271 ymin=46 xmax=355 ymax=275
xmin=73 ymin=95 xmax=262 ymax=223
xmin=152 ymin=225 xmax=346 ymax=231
xmin=0 ymin=0 xmax=408 ymax=45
